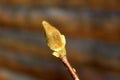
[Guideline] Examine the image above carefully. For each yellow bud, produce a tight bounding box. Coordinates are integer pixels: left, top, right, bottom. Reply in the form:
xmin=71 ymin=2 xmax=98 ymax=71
xmin=42 ymin=21 xmax=66 ymax=57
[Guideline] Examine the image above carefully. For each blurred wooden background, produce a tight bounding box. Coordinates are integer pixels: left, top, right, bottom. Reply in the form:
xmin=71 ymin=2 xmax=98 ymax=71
xmin=0 ymin=0 xmax=120 ymax=80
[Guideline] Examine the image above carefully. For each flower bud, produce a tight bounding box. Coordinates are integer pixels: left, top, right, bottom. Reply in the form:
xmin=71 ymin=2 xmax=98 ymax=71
xmin=42 ymin=21 xmax=66 ymax=57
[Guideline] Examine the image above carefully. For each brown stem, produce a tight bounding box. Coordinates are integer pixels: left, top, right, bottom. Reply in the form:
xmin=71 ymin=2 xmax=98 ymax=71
xmin=60 ymin=56 xmax=80 ymax=80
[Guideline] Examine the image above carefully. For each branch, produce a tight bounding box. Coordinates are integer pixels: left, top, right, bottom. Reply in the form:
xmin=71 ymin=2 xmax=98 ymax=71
xmin=42 ymin=20 xmax=80 ymax=80
xmin=60 ymin=56 xmax=80 ymax=80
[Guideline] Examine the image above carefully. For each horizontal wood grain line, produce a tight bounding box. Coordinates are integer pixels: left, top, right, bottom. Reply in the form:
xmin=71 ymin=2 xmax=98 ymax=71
xmin=0 ymin=8 xmax=119 ymax=44
xmin=0 ymin=69 xmax=38 ymax=80
xmin=0 ymin=57 xmax=71 ymax=80
xmin=0 ymin=38 xmax=51 ymax=58
xmin=0 ymin=0 xmax=119 ymax=10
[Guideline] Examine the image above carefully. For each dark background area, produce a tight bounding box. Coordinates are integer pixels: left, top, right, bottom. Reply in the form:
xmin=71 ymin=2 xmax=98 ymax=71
xmin=0 ymin=0 xmax=120 ymax=80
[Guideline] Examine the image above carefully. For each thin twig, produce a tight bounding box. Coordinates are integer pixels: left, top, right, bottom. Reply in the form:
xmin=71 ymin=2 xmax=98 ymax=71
xmin=60 ymin=56 xmax=80 ymax=80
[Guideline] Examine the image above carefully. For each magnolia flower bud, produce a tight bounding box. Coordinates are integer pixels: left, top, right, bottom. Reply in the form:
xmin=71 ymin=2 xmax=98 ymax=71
xmin=42 ymin=21 xmax=66 ymax=57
